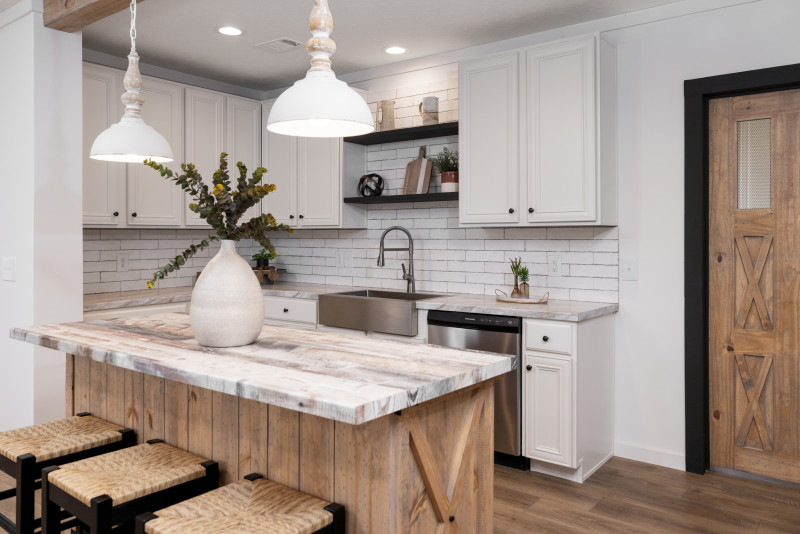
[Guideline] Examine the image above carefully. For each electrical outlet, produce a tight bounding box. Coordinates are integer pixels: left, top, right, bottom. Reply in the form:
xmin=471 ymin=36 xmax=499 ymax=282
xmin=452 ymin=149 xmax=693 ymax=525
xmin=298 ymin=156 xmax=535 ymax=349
xmin=117 ymin=253 xmax=130 ymax=272
xmin=548 ymin=255 xmax=562 ymax=276
xmin=621 ymin=256 xmax=638 ymax=281
xmin=336 ymin=249 xmax=354 ymax=269
xmin=1 ymin=257 xmax=15 ymax=281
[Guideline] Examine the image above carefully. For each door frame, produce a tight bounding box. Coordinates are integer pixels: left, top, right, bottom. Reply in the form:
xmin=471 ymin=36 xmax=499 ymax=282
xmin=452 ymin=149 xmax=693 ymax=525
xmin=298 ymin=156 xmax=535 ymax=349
xmin=684 ymin=63 xmax=800 ymax=474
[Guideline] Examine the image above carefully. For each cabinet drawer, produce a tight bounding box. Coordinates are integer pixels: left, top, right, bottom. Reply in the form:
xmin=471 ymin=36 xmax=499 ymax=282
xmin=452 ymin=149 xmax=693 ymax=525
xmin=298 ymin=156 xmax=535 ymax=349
xmin=524 ymin=320 xmax=573 ymax=355
xmin=264 ymin=296 xmax=317 ymax=324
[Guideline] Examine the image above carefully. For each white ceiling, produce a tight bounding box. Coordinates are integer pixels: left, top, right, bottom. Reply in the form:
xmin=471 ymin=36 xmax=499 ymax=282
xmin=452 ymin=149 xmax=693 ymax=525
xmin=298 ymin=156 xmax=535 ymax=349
xmin=83 ymin=0 xmax=679 ymax=91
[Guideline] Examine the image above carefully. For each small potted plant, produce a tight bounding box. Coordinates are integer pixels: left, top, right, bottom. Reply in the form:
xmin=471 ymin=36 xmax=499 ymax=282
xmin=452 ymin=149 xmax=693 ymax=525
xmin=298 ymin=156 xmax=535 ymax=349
xmin=430 ymin=147 xmax=459 ymax=193
xmin=510 ymin=257 xmax=522 ymax=297
xmin=252 ymin=249 xmax=272 ymax=268
xmin=518 ymin=266 xmax=530 ymax=299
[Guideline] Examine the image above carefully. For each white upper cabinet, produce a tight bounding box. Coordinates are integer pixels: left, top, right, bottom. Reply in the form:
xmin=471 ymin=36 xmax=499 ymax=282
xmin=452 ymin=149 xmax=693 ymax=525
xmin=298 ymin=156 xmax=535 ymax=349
xmin=526 ymin=37 xmax=595 ymax=223
xmin=82 ymin=64 xmax=125 ymax=225
xmin=297 ymin=138 xmax=341 ymax=227
xmin=226 ymin=96 xmax=262 ymax=222
xmin=459 ymin=34 xmax=617 ymax=227
xmin=185 ymin=87 xmax=225 ymax=226
xmin=262 ymin=100 xmax=296 ymax=226
xmin=126 ymin=76 xmax=184 ymax=226
xmin=458 ymin=53 xmax=519 ymax=225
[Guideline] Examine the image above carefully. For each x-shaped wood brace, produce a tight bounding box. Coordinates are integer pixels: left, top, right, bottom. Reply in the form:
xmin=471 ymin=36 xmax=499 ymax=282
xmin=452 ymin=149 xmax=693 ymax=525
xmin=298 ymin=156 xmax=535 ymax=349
xmin=735 ymin=235 xmax=773 ymax=331
xmin=409 ymin=390 xmax=486 ymax=534
xmin=734 ymin=353 xmax=774 ymax=450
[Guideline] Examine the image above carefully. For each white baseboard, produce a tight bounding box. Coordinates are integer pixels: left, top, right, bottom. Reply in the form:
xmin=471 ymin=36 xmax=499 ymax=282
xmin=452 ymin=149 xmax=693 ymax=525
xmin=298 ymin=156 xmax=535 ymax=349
xmin=614 ymin=441 xmax=686 ymax=471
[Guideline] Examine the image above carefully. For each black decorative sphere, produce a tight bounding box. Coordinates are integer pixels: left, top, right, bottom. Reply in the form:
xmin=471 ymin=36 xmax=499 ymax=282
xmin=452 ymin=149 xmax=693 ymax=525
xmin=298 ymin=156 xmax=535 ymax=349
xmin=358 ymin=173 xmax=384 ymax=197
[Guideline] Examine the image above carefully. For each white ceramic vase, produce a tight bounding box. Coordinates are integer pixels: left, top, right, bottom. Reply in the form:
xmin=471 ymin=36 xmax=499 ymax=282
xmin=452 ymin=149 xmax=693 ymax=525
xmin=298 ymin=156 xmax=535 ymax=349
xmin=190 ymin=240 xmax=264 ymax=347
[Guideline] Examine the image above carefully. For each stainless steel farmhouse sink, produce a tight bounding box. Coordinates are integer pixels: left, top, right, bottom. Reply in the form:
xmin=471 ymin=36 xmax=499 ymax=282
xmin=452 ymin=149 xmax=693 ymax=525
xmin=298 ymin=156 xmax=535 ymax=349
xmin=318 ymin=290 xmax=443 ymax=337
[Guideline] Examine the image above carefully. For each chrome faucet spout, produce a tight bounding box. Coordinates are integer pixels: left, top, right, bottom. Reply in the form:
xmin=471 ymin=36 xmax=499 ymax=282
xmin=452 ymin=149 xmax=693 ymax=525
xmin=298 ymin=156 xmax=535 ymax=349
xmin=377 ymin=226 xmax=415 ymax=293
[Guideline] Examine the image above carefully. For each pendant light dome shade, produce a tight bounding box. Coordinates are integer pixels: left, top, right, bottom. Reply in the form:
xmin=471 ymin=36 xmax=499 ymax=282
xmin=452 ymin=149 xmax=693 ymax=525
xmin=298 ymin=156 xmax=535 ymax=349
xmin=90 ymin=116 xmax=173 ymax=163
xmin=267 ymin=0 xmax=374 ymax=138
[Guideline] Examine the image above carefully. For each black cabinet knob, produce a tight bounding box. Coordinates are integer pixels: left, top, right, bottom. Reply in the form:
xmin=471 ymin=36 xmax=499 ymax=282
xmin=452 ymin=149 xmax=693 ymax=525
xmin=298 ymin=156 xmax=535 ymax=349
xmin=508 ymin=208 xmax=514 ymax=214
xmin=113 ymin=211 xmax=119 ymax=217
xmin=289 ymin=215 xmax=295 ymax=219
xmin=131 ymin=212 xmax=137 ymax=217
xmin=449 ymin=515 xmax=455 ymax=522
xmin=526 ymin=365 xmax=533 ymax=371
xmin=299 ymin=214 xmax=304 ymax=219
xmin=542 ymin=335 xmax=549 ymax=342
xmin=528 ymin=208 xmax=534 ymax=213
xmin=283 ymin=308 xmax=289 ymax=313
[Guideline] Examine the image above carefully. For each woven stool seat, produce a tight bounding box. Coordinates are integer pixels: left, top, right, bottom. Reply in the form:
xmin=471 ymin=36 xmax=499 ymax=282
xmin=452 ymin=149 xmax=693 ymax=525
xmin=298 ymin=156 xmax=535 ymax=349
xmin=48 ymin=441 xmax=208 ymax=507
xmin=0 ymin=414 xmax=125 ymax=462
xmin=140 ymin=476 xmax=338 ymax=534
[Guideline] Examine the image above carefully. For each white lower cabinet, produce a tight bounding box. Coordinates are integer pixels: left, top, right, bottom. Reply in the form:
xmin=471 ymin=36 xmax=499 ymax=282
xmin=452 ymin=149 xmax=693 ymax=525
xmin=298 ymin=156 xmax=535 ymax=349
xmin=263 ymin=296 xmax=317 ymax=325
xmin=522 ymin=314 xmax=614 ymax=483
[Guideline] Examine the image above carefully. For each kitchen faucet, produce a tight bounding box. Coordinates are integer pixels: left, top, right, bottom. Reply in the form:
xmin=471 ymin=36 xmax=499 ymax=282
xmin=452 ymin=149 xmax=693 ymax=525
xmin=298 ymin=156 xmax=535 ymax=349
xmin=377 ymin=226 xmax=415 ymax=293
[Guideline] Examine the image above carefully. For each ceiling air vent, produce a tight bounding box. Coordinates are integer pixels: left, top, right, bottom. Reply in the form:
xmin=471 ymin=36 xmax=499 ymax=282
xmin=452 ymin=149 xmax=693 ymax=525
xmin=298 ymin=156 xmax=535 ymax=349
xmin=256 ymin=38 xmax=304 ymax=54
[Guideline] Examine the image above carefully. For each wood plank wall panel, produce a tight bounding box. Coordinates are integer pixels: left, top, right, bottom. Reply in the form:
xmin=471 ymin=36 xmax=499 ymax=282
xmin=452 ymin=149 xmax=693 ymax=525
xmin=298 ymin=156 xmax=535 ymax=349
xmin=68 ymin=357 xmax=494 ymax=533
xmin=65 ymin=354 xmax=74 ymax=417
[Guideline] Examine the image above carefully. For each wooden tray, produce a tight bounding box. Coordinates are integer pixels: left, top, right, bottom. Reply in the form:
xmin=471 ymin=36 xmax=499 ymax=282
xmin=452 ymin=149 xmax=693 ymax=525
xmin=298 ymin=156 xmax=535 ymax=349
xmin=494 ymin=289 xmax=549 ymax=304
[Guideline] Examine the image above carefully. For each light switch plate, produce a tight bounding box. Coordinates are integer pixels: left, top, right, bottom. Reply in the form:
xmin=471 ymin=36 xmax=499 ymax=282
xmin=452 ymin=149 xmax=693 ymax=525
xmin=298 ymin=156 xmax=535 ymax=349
xmin=548 ymin=255 xmax=562 ymax=276
xmin=621 ymin=256 xmax=638 ymax=281
xmin=117 ymin=253 xmax=130 ymax=272
xmin=2 ymin=257 xmax=15 ymax=281
xmin=336 ymin=249 xmax=354 ymax=269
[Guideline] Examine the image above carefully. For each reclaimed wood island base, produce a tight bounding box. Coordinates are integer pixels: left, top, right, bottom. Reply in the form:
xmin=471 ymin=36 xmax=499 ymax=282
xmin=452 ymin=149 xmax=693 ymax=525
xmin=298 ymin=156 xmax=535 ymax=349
xmin=12 ymin=314 xmax=511 ymax=533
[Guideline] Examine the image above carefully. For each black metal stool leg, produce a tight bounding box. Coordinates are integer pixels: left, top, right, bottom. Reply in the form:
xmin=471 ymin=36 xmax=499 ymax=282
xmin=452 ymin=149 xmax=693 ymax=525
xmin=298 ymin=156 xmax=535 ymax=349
xmin=41 ymin=466 xmax=61 ymax=534
xmin=88 ymin=495 xmax=112 ymax=534
xmin=15 ymin=454 xmax=35 ymax=534
xmin=324 ymin=503 xmax=345 ymax=534
xmin=134 ymin=512 xmax=157 ymax=534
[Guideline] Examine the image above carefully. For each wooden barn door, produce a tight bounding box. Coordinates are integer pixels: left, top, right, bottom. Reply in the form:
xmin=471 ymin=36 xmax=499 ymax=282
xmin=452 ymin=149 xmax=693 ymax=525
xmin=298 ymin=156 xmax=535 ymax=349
xmin=709 ymin=90 xmax=800 ymax=482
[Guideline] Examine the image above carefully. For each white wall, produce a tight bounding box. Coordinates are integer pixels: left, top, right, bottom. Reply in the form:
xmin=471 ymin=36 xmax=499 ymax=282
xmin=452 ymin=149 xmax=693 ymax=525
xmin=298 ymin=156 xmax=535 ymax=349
xmin=0 ymin=1 xmax=82 ymax=430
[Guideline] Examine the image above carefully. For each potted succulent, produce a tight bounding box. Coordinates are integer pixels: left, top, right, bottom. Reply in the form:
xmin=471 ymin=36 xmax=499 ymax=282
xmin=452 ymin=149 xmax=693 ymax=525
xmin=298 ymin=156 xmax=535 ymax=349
xmin=518 ymin=266 xmax=530 ymax=299
xmin=430 ymin=147 xmax=459 ymax=193
xmin=252 ymin=249 xmax=272 ymax=268
xmin=144 ymin=153 xmax=293 ymax=347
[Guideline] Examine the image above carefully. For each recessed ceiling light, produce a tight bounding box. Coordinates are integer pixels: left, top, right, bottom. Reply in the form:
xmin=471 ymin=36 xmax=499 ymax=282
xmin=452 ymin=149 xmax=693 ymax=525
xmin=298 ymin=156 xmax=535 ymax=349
xmin=217 ymin=26 xmax=244 ymax=36
xmin=384 ymin=46 xmax=408 ymax=55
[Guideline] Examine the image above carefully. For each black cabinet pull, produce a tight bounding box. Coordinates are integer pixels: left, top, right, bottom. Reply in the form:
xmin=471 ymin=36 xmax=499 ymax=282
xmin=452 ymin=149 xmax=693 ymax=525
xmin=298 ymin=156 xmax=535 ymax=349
xmin=289 ymin=215 xmax=295 ymax=219
xmin=113 ymin=211 xmax=119 ymax=217
xmin=283 ymin=308 xmax=289 ymax=313
xmin=528 ymin=208 xmax=534 ymax=213
xmin=508 ymin=208 xmax=514 ymax=214
xmin=526 ymin=364 xmax=533 ymax=371
xmin=299 ymin=215 xmax=304 ymax=219
xmin=131 ymin=212 xmax=137 ymax=218
xmin=542 ymin=335 xmax=549 ymax=342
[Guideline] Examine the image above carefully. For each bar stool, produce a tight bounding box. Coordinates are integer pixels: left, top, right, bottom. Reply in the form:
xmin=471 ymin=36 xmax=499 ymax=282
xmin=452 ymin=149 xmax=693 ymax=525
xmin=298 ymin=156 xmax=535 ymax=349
xmin=41 ymin=439 xmax=217 ymax=534
xmin=0 ymin=412 xmax=134 ymax=534
xmin=135 ymin=473 xmax=344 ymax=534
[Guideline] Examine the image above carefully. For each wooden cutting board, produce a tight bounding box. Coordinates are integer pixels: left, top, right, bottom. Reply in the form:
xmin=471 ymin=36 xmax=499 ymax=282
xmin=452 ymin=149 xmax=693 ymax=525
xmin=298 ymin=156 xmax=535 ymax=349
xmin=402 ymin=146 xmax=432 ymax=195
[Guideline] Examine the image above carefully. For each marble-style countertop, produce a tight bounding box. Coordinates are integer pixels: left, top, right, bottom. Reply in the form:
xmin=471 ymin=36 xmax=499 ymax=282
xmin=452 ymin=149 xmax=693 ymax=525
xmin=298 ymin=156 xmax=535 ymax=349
xmin=85 ymin=282 xmax=617 ymax=322
xmin=11 ymin=313 xmax=513 ymax=425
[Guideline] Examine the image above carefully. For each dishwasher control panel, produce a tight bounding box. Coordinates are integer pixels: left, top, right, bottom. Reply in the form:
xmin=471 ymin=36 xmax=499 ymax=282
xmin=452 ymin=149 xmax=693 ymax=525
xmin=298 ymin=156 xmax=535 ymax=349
xmin=428 ymin=310 xmax=519 ymax=330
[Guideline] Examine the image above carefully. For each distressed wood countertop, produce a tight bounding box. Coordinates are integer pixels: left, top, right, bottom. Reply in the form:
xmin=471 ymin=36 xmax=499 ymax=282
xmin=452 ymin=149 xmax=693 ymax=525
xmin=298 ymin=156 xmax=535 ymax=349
xmin=11 ymin=313 xmax=513 ymax=425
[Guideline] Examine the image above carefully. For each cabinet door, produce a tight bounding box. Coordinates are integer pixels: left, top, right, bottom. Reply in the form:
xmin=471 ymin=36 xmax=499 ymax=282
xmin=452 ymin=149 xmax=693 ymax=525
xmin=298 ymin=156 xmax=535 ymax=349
xmin=524 ymin=354 xmax=574 ymax=467
xmin=83 ymin=64 xmax=125 ymax=225
xmin=459 ymin=53 xmax=519 ymax=225
xmin=297 ymin=137 xmax=341 ymax=227
xmin=126 ymin=77 xmax=183 ymax=226
xmin=526 ymin=37 xmax=596 ymax=223
xmin=185 ymin=88 xmax=225 ymax=226
xmin=226 ymin=96 xmax=262 ymax=222
xmin=261 ymin=101 xmax=296 ymax=227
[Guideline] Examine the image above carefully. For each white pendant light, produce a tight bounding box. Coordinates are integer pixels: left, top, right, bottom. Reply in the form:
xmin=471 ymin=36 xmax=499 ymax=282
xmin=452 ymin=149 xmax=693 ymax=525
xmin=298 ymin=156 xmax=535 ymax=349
xmin=267 ymin=0 xmax=374 ymax=138
xmin=90 ymin=0 xmax=173 ymax=163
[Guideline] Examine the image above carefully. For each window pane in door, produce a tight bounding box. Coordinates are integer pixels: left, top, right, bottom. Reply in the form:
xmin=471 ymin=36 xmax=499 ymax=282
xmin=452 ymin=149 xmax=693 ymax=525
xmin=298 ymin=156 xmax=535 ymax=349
xmin=737 ymin=118 xmax=771 ymax=209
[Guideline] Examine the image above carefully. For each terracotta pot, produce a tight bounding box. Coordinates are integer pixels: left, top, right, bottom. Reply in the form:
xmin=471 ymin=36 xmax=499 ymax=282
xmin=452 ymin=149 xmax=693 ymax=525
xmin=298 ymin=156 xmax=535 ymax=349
xmin=190 ymin=240 xmax=264 ymax=347
xmin=441 ymin=171 xmax=459 ymax=193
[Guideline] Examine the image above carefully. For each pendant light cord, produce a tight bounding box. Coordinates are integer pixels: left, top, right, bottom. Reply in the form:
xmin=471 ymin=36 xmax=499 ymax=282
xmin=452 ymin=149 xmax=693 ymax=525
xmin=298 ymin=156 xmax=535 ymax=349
xmin=129 ymin=0 xmax=137 ymax=52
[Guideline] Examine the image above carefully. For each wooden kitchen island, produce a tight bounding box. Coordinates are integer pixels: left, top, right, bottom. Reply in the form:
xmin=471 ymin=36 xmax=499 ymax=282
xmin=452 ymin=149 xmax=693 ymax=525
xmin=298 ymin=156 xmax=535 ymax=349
xmin=11 ymin=313 xmax=513 ymax=533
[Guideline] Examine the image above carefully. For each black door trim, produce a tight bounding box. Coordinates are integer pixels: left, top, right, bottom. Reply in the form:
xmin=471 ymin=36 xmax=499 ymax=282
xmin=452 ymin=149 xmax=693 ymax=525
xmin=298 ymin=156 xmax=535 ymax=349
xmin=684 ymin=63 xmax=800 ymax=474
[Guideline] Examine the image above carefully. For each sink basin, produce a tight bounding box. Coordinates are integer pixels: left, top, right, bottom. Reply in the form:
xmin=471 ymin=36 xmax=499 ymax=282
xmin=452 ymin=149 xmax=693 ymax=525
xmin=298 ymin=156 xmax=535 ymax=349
xmin=318 ymin=290 xmax=443 ymax=337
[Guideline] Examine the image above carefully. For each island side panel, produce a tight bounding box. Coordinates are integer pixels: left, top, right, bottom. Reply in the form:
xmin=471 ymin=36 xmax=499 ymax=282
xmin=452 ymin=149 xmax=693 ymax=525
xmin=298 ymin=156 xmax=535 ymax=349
xmin=124 ymin=369 xmax=144 ymax=442
xmin=238 ymin=398 xmax=269 ymax=477
xmin=65 ymin=353 xmax=74 ymax=416
xmin=142 ymin=374 xmax=165 ymax=443
xmin=212 ymin=391 xmax=239 ymax=486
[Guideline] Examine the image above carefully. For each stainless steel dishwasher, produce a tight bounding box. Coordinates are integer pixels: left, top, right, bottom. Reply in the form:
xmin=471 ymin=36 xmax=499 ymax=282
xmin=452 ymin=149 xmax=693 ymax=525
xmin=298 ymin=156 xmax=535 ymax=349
xmin=427 ymin=310 xmax=529 ymax=470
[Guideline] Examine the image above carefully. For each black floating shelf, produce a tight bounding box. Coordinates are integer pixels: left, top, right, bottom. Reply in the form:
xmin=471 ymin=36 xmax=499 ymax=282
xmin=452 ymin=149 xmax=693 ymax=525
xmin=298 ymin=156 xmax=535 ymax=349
xmin=346 ymin=122 xmax=458 ymax=145
xmin=344 ymin=192 xmax=458 ymax=205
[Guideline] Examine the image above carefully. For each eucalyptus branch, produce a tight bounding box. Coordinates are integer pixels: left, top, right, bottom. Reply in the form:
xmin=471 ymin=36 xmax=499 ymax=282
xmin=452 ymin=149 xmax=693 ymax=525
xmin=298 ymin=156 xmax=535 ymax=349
xmin=146 ymin=237 xmax=219 ymax=289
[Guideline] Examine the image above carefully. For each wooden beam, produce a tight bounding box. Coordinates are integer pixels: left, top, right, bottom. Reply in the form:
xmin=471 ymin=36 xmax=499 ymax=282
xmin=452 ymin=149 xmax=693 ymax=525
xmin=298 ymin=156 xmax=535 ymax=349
xmin=44 ymin=0 xmax=140 ymax=33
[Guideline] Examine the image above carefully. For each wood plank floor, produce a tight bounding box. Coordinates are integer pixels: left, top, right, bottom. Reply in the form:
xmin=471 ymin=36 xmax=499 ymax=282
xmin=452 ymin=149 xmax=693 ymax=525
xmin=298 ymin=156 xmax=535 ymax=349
xmin=2 ymin=456 xmax=798 ymax=532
